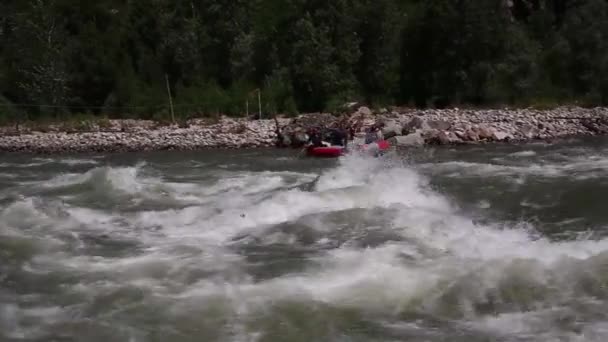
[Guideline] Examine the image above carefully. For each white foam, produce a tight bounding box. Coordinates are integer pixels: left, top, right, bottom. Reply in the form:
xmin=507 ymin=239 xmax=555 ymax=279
xmin=422 ymin=153 xmax=608 ymax=180
xmin=58 ymin=158 xmax=100 ymax=166
xmin=0 ymin=198 xmax=72 ymax=231
xmin=40 ymin=163 xmax=146 ymax=192
xmin=0 ymin=157 xmax=98 ymax=168
xmin=133 ymin=156 xmax=448 ymax=244
xmin=467 ymin=309 xmax=563 ymax=337
xmin=421 ymin=161 xmax=563 ymax=178
xmin=509 ymin=150 xmax=537 ymax=157
xmin=133 ymin=155 xmax=604 ymax=326
xmin=0 ymin=172 xmax=17 ymax=179
xmin=154 ymin=155 xmax=608 ymax=337
xmin=199 ymin=171 xmax=318 ymax=197
xmin=4 ymin=150 xmax=608 ymax=340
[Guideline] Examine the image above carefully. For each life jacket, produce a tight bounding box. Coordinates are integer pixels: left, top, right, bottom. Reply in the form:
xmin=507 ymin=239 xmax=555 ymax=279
xmin=309 ymin=132 xmax=323 ymax=147
xmin=327 ymin=128 xmax=345 ymax=146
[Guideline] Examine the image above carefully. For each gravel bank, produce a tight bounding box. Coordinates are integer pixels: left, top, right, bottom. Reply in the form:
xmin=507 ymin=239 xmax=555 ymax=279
xmin=1 ymin=107 xmax=608 ymax=153
xmin=0 ymin=118 xmax=283 ymax=153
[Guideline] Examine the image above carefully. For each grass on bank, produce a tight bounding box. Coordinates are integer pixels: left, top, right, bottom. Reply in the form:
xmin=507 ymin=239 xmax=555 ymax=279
xmin=0 ymin=92 xmax=603 ymax=134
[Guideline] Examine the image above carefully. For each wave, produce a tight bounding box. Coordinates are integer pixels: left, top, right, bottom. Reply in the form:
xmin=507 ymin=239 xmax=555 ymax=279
xmin=0 ymin=172 xmax=17 ymax=179
xmin=2 ymin=151 xmax=608 ymax=340
xmin=157 ymin=154 xmax=608 ymax=339
xmin=40 ymin=161 xmax=149 ymax=192
xmin=0 ymin=157 xmax=99 ymax=168
xmin=31 ymin=162 xmax=320 ymax=210
xmin=508 ymin=150 xmax=537 ymax=157
xmin=421 ymin=154 xmax=608 ymax=180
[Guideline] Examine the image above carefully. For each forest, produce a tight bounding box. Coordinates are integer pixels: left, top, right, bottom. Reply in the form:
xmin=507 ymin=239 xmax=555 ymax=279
xmin=1 ymin=0 xmax=608 ymax=122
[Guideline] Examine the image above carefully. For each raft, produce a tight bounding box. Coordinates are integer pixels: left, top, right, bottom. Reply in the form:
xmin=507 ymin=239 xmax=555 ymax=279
xmin=305 ymin=145 xmax=346 ymax=158
xmin=305 ymin=140 xmax=391 ymax=158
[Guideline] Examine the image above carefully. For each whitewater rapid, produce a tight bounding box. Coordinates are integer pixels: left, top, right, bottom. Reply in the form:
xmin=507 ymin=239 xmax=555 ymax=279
xmin=1 ymin=142 xmax=608 ymax=341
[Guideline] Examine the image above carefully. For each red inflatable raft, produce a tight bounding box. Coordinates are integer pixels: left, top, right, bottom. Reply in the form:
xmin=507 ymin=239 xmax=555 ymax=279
xmin=305 ymin=145 xmax=346 ymax=158
xmin=305 ymin=140 xmax=390 ymax=158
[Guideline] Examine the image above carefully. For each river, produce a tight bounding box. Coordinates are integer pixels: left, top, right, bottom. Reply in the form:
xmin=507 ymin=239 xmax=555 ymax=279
xmin=1 ymin=137 xmax=608 ymax=341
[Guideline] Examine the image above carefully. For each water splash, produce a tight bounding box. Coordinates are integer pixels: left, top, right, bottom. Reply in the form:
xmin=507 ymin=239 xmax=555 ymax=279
xmin=1 ymin=148 xmax=608 ymax=341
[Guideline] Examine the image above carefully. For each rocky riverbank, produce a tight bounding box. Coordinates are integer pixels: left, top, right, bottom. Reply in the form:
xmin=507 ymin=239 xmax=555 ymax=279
xmin=0 ymin=118 xmax=283 ymax=153
xmin=1 ymin=106 xmax=608 ymax=153
xmin=277 ymin=106 xmax=608 ymax=148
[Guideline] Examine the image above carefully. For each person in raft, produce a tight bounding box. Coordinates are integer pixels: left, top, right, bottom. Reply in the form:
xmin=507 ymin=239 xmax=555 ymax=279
xmin=363 ymin=124 xmax=385 ymax=157
xmin=365 ymin=124 xmax=384 ymax=144
xmin=326 ymin=127 xmax=348 ymax=148
xmin=306 ymin=127 xmax=326 ymax=147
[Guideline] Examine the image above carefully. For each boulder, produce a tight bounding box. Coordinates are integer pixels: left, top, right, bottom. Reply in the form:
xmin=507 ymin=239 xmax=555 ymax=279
xmin=388 ymin=132 xmax=425 ymax=148
xmin=357 ymin=106 xmax=372 ymax=116
xmin=447 ymin=131 xmax=463 ymax=144
xmin=454 ymin=130 xmax=466 ymax=140
xmin=581 ymin=117 xmax=608 ymax=134
xmin=381 ymin=120 xmax=403 ymax=139
xmin=465 ymin=129 xmax=480 ymax=142
xmin=292 ymin=131 xmax=308 ymax=146
xmin=520 ymin=124 xmax=538 ymax=139
xmin=403 ymin=116 xmax=431 ymax=134
xmin=492 ymin=131 xmax=513 ymax=141
xmin=427 ymin=120 xmax=452 ymax=131
xmin=421 ymin=128 xmax=440 ymax=140
xmin=436 ymin=131 xmax=452 ymax=145
xmin=425 ymin=130 xmax=460 ymax=145
xmin=476 ymin=124 xmax=494 ymax=140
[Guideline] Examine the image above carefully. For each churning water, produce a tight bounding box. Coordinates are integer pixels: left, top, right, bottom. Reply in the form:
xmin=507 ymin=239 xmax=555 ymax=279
xmin=2 ymin=138 xmax=608 ymax=341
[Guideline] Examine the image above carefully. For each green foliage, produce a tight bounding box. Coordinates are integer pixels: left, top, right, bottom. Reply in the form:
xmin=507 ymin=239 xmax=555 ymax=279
xmin=2 ymin=0 xmax=608 ymax=122
xmin=261 ymin=71 xmax=295 ymax=116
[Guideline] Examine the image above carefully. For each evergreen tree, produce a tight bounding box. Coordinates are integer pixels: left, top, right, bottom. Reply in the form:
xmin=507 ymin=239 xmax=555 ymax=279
xmin=2 ymin=0 xmax=608 ymax=118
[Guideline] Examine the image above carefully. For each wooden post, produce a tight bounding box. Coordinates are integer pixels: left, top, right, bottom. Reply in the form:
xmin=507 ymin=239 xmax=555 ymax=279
xmin=246 ymin=99 xmax=249 ymax=117
xmin=257 ymin=88 xmax=262 ymax=120
xmin=165 ymin=73 xmax=176 ymax=124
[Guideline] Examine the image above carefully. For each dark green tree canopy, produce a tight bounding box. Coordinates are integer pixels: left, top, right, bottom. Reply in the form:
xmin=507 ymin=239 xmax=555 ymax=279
xmin=2 ymin=0 xmax=608 ymax=120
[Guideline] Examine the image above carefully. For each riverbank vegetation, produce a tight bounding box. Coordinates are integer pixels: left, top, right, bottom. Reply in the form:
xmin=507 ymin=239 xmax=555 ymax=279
xmin=1 ymin=0 xmax=608 ymax=123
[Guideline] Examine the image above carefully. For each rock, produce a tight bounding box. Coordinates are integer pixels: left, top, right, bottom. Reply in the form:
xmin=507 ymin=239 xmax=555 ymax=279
xmin=581 ymin=117 xmax=608 ymax=134
xmin=427 ymin=120 xmax=452 ymax=131
xmin=454 ymin=130 xmax=466 ymax=139
xmin=292 ymin=131 xmax=308 ymax=147
xmin=465 ymin=129 xmax=480 ymax=142
xmin=474 ymin=125 xmax=494 ymax=140
xmin=492 ymin=131 xmax=512 ymax=141
xmin=437 ymin=131 xmax=452 ymax=145
xmin=425 ymin=130 xmax=460 ymax=145
xmin=447 ymin=131 xmax=462 ymax=144
xmin=388 ymin=132 xmax=425 ymax=148
xmin=381 ymin=120 xmax=403 ymax=140
xmin=292 ymin=113 xmax=336 ymax=129
xmin=421 ymin=128 xmax=440 ymax=140
xmin=357 ymin=106 xmax=372 ymax=116
xmin=520 ymin=124 xmax=538 ymax=139
xmin=403 ymin=116 xmax=431 ymax=134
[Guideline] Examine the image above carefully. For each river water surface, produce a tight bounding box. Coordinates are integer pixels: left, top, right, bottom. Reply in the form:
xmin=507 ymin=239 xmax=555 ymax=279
xmin=2 ymin=138 xmax=608 ymax=341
